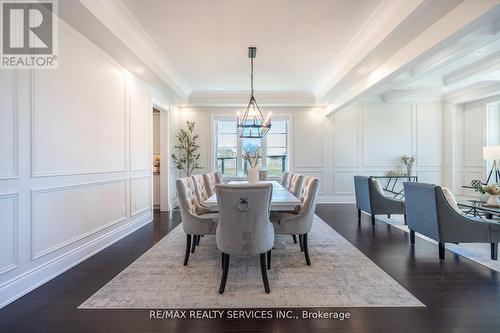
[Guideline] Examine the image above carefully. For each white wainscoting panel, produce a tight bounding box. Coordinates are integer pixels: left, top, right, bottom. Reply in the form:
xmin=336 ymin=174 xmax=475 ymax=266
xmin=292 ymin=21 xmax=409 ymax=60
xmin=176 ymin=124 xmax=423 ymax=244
xmin=0 ymin=193 xmax=18 ymax=274
xmin=333 ymin=171 xmax=357 ymax=195
xmin=0 ymin=71 xmax=18 ymax=179
xmin=464 ymin=105 xmax=485 ymax=168
xmin=333 ymin=106 xmax=359 ymax=167
xmin=32 ymin=180 xmax=128 ymax=259
xmin=293 ymin=110 xmax=323 ymax=168
xmin=130 ymin=176 xmax=151 ymax=216
xmin=32 ymin=23 xmax=126 ymax=177
xmin=362 ymin=103 xmax=412 ymax=167
xmin=416 ymin=104 xmax=443 ymax=167
xmin=130 ymin=80 xmax=151 ymax=171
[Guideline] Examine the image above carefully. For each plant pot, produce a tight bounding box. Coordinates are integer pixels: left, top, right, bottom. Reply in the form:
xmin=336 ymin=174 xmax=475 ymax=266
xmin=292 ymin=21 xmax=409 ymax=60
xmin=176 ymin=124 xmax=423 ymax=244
xmin=247 ymin=167 xmax=259 ymax=184
xmin=486 ymin=194 xmax=500 ymax=207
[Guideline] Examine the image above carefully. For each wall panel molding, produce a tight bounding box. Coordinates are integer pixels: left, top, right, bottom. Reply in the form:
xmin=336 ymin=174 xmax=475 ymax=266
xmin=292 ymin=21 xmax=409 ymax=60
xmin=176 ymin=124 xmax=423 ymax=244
xmin=31 ymin=179 xmax=128 ymax=260
xmin=0 ymin=193 xmax=19 ymax=275
xmin=0 ymin=72 xmax=19 ymax=180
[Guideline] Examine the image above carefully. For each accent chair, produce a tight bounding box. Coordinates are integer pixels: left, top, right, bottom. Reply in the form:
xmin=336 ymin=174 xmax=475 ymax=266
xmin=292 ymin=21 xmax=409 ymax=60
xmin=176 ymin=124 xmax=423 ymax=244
xmin=404 ymin=182 xmax=500 ymax=260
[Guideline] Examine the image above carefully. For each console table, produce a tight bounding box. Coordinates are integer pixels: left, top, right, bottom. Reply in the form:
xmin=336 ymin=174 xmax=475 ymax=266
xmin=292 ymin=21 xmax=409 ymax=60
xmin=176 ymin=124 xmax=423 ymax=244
xmin=373 ymin=175 xmax=418 ymax=199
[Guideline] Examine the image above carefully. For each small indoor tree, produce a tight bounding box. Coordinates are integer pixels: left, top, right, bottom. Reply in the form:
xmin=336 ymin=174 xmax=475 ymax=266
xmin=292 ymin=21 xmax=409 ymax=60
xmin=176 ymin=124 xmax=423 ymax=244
xmin=171 ymin=121 xmax=202 ymax=177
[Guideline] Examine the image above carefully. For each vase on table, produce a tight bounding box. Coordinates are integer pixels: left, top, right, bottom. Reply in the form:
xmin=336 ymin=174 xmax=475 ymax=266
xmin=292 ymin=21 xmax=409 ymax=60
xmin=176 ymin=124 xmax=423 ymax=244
xmin=247 ymin=167 xmax=259 ymax=184
xmin=486 ymin=194 xmax=500 ymax=207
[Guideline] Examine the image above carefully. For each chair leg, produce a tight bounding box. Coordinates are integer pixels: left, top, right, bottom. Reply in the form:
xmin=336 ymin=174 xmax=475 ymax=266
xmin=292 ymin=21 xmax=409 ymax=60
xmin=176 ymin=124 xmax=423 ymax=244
xmin=183 ymin=234 xmax=192 ymax=266
xmin=292 ymin=235 xmax=297 ymax=244
xmin=404 ymin=214 xmax=407 ymax=225
xmin=260 ymin=253 xmax=271 ymax=294
xmin=219 ymin=253 xmax=230 ymax=294
xmin=303 ymin=233 xmax=311 ymax=266
xmin=267 ymin=250 xmax=271 ymax=270
xmin=196 ymin=235 xmax=201 ymax=246
xmin=491 ymin=243 xmax=498 ymax=260
xmin=357 ymin=209 xmax=361 ymax=222
xmin=221 ymin=252 xmax=224 ymax=269
xmin=371 ymin=215 xmax=376 ymax=226
xmin=439 ymin=242 xmax=445 ymax=260
xmin=191 ymin=235 xmax=197 ymax=253
xmin=387 ymin=214 xmax=391 ymax=219
xmin=299 ymin=235 xmax=304 ymax=252
xmin=409 ymin=230 xmax=415 ymax=245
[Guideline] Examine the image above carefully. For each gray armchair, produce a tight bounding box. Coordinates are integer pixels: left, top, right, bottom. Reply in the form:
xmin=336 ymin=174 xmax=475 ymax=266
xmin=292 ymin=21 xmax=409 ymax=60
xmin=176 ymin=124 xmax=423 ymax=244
xmin=215 ymin=183 xmax=274 ymax=294
xmin=354 ymin=176 xmax=405 ymax=226
xmin=203 ymin=172 xmax=222 ymax=197
xmin=176 ymin=177 xmax=218 ymax=266
xmin=271 ymin=176 xmax=319 ymax=265
xmin=280 ymin=172 xmax=290 ymax=187
xmin=259 ymin=169 xmax=268 ymax=181
xmin=287 ymin=173 xmax=304 ymax=197
xmin=404 ymin=182 xmax=500 ymax=260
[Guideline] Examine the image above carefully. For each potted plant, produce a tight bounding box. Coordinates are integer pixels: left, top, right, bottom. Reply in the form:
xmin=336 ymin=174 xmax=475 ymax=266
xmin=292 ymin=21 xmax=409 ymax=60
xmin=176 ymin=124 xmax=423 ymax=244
xmin=243 ymin=145 xmax=260 ymax=184
xmin=476 ymin=184 xmax=500 ymax=207
xmin=171 ymin=121 xmax=202 ymax=177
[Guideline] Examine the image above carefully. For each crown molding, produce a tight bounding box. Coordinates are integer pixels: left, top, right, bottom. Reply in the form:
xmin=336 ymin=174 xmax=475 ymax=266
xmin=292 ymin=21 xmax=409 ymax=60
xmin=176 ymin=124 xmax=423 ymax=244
xmin=187 ymin=91 xmax=318 ymax=107
xmin=78 ymin=0 xmax=191 ymax=99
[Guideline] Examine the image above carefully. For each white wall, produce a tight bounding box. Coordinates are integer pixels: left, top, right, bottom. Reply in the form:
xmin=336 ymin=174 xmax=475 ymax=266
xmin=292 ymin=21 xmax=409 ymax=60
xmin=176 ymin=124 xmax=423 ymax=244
xmin=331 ymin=102 xmax=446 ymax=201
xmin=0 ymin=20 xmax=174 ymax=308
xmin=176 ymin=107 xmax=334 ymax=200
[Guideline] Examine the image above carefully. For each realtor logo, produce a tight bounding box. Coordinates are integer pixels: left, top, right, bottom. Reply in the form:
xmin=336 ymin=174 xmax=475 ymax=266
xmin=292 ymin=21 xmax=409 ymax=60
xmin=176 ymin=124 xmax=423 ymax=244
xmin=1 ymin=0 xmax=58 ymax=69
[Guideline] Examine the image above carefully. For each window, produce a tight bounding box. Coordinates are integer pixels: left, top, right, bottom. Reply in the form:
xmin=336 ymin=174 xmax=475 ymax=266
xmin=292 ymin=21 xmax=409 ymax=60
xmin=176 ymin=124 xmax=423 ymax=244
xmin=214 ymin=117 xmax=290 ymax=176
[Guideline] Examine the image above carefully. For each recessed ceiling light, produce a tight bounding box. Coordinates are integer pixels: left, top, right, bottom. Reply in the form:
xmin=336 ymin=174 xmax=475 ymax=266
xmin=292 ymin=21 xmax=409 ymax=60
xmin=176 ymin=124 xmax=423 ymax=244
xmin=474 ymin=48 xmax=486 ymax=56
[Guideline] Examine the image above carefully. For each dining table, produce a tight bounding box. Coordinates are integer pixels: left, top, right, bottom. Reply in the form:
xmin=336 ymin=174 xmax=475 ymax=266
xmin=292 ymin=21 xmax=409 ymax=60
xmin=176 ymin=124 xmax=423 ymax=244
xmin=203 ymin=180 xmax=301 ymax=211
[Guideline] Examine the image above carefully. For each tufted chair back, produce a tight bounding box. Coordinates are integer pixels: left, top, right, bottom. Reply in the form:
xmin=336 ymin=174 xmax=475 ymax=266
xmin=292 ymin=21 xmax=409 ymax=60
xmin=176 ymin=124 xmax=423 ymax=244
xmin=203 ymin=173 xmax=221 ymax=197
xmin=281 ymin=172 xmax=290 ymax=187
xmin=298 ymin=177 xmax=319 ymax=216
xmin=192 ymin=174 xmax=209 ymax=204
xmin=215 ymin=183 xmax=274 ymax=256
xmin=176 ymin=177 xmax=216 ymax=235
xmin=287 ymin=173 xmax=304 ymax=197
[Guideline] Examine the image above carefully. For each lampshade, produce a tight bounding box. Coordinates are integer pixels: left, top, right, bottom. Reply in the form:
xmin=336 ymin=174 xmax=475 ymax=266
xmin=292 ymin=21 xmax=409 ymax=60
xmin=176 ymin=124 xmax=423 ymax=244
xmin=483 ymin=146 xmax=500 ymax=160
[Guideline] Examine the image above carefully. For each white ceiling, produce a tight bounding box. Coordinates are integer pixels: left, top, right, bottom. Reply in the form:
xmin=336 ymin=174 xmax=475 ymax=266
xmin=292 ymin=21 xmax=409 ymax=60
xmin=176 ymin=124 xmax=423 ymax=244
xmin=120 ymin=0 xmax=383 ymax=92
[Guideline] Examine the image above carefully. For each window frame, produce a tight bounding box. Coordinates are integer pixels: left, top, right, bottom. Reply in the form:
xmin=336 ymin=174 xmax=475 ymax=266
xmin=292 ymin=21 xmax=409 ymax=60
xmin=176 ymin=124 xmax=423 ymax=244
xmin=211 ymin=113 xmax=292 ymax=178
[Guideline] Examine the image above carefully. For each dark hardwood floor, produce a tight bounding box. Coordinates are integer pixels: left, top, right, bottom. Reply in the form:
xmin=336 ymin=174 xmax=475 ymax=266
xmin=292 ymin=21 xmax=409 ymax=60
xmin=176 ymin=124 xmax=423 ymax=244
xmin=1 ymin=204 xmax=499 ymax=333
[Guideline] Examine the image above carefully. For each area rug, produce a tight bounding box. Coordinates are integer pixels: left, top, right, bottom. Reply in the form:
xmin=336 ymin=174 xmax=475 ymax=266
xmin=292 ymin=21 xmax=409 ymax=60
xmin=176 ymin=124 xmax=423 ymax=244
xmin=79 ymin=215 xmax=424 ymax=309
xmin=377 ymin=215 xmax=500 ymax=272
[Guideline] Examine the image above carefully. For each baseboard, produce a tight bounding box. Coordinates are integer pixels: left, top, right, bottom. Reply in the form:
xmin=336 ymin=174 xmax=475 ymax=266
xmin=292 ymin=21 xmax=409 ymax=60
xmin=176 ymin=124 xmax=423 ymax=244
xmin=0 ymin=212 xmax=152 ymax=309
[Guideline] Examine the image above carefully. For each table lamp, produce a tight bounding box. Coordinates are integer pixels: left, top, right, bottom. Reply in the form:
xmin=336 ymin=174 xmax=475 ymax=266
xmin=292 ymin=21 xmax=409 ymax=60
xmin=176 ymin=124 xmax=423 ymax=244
xmin=483 ymin=146 xmax=500 ymax=183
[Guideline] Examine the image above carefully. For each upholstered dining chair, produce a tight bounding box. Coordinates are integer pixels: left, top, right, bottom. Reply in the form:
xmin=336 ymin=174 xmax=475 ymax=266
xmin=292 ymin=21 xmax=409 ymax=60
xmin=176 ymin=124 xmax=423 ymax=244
xmin=215 ymin=183 xmax=274 ymax=294
xmin=287 ymin=173 xmax=304 ymax=197
xmin=404 ymin=182 xmax=500 ymax=260
xmin=271 ymin=176 xmax=320 ymax=265
xmin=176 ymin=177 xmax=219 ymax=266
xmin=192 ymin=174 xmax=210 ymax=207
xmin=203 ymin=172 xmax=222 ymax=197
xmin=259 ymin=169 xmax=268 ymax=181
xmin=280 ymin=172 xmax=290 ymax=187
xmin=354 ymin=176 xmax=405 ymax=226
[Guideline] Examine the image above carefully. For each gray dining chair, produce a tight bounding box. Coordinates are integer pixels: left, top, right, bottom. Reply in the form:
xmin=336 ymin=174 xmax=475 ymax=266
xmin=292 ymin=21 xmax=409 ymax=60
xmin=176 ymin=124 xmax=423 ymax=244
xmin=203 ymin=172 xmax=222 ymax=197
xmin=287 ymin=173 xmax=304 ymax=197
xmin=176 ymin=177 xmax=219 ymax=266
xmin=259 ymin=169 xmax=268 ymax=181
xmin=192 ymin=174 xmax=210 ymax=207
xmin=280 ymin=172 xmax=290 ymax=187
xmin=271 ymin=176 xmax=319 ymax=265
xmin=354 ymin=176 xmax=405 ymax=226
xmin=404 ymin=182 xmax=500 ymax=260
xmin=215 ymin=183 xmax=274 ymax=294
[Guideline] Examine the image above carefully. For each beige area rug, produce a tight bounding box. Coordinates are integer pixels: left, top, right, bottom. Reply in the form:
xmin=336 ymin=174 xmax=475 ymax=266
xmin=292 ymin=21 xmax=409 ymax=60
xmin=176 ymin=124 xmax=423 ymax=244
xmin=79 ymin=215 xmax=424 ymax=309
xmin=378 ymin=215 xmax=500 ymax=272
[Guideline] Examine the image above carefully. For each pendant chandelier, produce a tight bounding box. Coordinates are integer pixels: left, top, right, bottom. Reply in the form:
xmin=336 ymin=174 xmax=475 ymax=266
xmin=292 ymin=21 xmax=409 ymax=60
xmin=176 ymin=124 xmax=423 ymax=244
xmin=236 ymin=47 xmax=271 ymax=138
